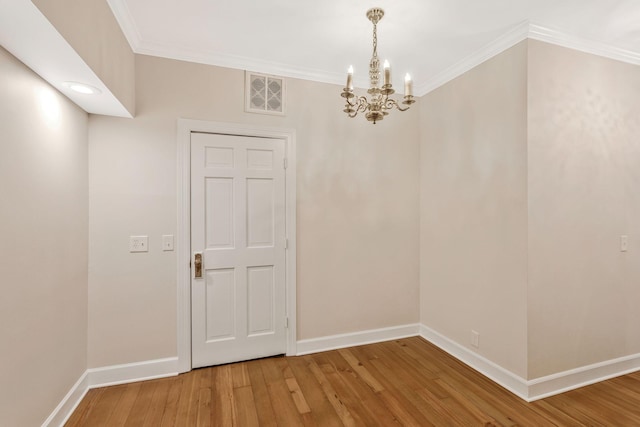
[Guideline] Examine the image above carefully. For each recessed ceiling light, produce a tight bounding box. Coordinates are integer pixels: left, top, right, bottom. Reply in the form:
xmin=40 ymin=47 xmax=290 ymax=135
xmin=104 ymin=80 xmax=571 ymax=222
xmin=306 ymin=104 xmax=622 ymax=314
xmin=62 ymin=81 xmax=102 ymax=95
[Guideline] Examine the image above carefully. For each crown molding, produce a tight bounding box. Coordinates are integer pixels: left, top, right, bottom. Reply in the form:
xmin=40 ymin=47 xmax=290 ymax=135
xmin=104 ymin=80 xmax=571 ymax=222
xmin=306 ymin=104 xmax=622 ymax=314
xmin=106 ymin=0 xmax=143 ymax=53
xmin=105 ymin=4 xmax=640 ymax=96
xmin=528 ymin=22 xmax=640 ymax=67
xmin=134 ymin=39 xmax=347 ymax=87
xmin=414 ymin=20 xmax=530 ymax=97
xmin=106 ymin=0 xmax=346 ymax=87
xmin=416 ymin=21 xmax=640 ymax=96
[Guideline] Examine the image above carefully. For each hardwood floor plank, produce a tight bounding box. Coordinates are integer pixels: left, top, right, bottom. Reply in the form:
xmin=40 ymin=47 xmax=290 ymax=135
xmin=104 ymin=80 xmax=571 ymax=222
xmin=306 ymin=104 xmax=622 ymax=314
xmin=79 ymin=385 xmax=126 ymax=426
xmin=337 ymin=348 xmax=385 ymax=392
xmin=230 ymin=363 xmax=250 ymax=389
xmin=232 ymin=385 xmax=260 ymax=427
xmin=159 ymin=376 xmax=183 ymax=427
xmin=65 ymin=388 xmax=104 ymax=427
xmin=351 ymin=346 xmax=434 ymax=426
xmin=595 ymin=379 xmax=640 ymax=416
xmin=123 ymin=380 xmax=157 ymax=427
xmin=212 ymin=365 xmax=235 ymax=427
xmin=529 ymin=399 xmax=584 ymax=426
xmin=199 ymin=368 xmax=214 ymax=427
xmin=560 ymin=387 xmax=640 ymax=426
xmin=359 ymin=356 xmax=437 ymax=425
xmin=608 ymin=374 xmax=640 ymax=398
xmin=245 ymin=360 xmax=278 ymax=427
xmin=287 ymin=356 xmax=343 ymax=427
xmin=141 ymin=378 xmax=172 ymax=427
xmin=314 ymin=352 xmax=388 ymax=426
xmin=196 ymin=388 xmax=211 ymax=427
xmin=260 ymin=357 xmax=306 ymax=426
xmin=108 ymin=382 xmax=141 ymax=425
xmin=418 ymin=388 xmax=500 ymax=426
xmin=173 ymin=367 xmax=197 ymax=427
xmin=370 ymin=342 xmax=437 ymax=391
xmin=65 ymin=338 xmax=640 ymax=426
xmin=285 ymin=376 xmax=312 ymax=414
xmin=308 ymin=359 xmax=357 ymax=427
xmin=376 ymin=389 xmax=433 ymax=427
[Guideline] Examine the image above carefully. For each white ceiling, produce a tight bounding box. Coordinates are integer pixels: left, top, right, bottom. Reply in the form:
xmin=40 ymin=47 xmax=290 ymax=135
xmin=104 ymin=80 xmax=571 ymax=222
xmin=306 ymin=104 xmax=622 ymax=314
xmin=109 ymin=0 xmax=640 ymax=94
xmin=2 ymin=0 xmax=639 ymax=116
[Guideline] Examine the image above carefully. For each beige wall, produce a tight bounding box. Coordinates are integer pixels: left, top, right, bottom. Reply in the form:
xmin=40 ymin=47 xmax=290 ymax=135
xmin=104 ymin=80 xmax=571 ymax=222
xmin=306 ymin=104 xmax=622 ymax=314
xmin=419 ymin=38 xmax=640 ymax=381
xmin=33 ymin=0 xmax=135 ymax=115
xmin=419 ymin=41 xmax=529 ymax=377
xmin=527 ymin=40 xmax=640 ymax=378
xmin=88 ymin=54 xmax=420 ymax=367
xmin=0 ymin=47 xmax=88 ymax=426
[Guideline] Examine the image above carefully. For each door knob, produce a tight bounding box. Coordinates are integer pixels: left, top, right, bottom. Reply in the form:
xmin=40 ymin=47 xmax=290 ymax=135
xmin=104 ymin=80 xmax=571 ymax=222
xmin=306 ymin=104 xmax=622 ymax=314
xmin=194 ymin=252 xmax=202 ymax=278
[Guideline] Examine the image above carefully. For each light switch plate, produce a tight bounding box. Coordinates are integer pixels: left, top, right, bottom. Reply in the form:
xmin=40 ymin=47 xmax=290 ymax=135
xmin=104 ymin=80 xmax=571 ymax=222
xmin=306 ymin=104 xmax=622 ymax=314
xmin=162 ymin=234 xmax=174 ymax=251
xmin=129 ymin=235 xmax=148 ymax=253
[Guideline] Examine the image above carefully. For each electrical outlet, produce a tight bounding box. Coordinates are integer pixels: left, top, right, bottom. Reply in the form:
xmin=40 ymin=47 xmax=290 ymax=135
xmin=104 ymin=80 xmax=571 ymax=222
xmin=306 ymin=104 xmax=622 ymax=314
xmin=471 ymin=330 xmax=480 ymax=348
xmin=621 ymin=235 xmax=629 ymax=252
xmin=129 ymin=235 xmax=148 ymax=253
xmin=162 ymin=234 xmax=174 ymax=251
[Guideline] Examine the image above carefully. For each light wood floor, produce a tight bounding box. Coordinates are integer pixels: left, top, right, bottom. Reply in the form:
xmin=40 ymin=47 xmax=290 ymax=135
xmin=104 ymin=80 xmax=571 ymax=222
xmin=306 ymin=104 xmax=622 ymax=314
xmin=66 ymin=337 xmax=640 ymax=426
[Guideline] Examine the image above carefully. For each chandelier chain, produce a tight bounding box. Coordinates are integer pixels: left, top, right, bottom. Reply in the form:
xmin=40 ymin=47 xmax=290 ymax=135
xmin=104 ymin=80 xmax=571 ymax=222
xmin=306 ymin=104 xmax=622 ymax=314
xmin=369 ymin=21 xmax=380 ymax=87
xmin=372 ymin=22 xmax=378 ymax=58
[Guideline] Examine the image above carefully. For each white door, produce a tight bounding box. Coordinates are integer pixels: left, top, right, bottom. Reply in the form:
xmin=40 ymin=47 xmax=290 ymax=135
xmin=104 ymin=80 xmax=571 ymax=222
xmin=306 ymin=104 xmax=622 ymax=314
xmin=191 ymin=132 xmax=287 ymax=368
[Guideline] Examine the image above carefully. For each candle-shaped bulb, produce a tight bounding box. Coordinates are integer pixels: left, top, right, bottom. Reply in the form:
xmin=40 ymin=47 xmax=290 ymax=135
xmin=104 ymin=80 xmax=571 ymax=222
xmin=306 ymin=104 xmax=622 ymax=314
xmin=404 ymin=73 xmax=413 ymax=97
xmin=383 ymin=60 xmax=391 ymax=86
xmin=346 ymin=65 xmax=354 ymax=90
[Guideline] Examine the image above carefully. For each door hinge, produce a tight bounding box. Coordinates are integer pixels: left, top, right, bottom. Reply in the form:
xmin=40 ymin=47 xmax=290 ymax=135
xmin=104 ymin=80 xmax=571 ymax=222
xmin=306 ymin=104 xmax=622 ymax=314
xmin=283 ymin=157 xmax=288 ymax=169
xmin=285 ymin=238 xmax=289 ymax=249
xmin=285 ymin=317 xmax=289 ymax=328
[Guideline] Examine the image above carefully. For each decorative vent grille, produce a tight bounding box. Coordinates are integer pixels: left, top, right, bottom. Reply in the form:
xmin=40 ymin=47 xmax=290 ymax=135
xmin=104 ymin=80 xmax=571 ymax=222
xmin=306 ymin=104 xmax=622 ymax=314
xmin=245 ymin=72 xmax=285 ymax=115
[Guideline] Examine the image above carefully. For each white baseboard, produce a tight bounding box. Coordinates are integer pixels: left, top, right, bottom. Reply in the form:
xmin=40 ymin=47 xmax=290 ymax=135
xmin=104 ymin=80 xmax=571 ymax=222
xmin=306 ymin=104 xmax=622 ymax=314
xmin=87 ymin=356 xmax=179 ymax=388
xmin=41 ymin=371 xmax=89 ymax=427
xmin=419 ymin=324 xmax=530 ymax=400
xmin=43 ymin=357 xmax=179 ymax=426
xmin=296 ymin=323 xmax=420 ymax=356
xmin=527 ymin=351 xmax=640 ymax=400
xmin=419 ymin=324 xmax=640 ymax=402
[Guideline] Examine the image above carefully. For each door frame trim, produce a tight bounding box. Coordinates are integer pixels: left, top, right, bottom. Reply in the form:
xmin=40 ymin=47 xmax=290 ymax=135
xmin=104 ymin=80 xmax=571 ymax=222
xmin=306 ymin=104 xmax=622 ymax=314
xmin=176 ymin=119 xmax=297 ymax=373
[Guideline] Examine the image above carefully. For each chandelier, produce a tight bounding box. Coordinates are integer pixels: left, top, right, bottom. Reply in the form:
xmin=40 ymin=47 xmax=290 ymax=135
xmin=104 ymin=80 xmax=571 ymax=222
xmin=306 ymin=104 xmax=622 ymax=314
xmin=341 ymin=8 xmax=415 ymax=124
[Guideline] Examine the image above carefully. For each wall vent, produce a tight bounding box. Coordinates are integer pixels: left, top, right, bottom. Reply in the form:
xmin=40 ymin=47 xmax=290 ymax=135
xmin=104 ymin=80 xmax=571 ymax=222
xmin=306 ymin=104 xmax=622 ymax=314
xmin=245 ymin=72 xmax=285 ymax=116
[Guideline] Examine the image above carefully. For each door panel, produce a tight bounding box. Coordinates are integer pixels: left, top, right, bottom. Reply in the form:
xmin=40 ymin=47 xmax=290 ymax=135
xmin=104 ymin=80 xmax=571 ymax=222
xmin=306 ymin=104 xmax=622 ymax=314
xmin=205 ymin=268 xmax=235 ymax=341
xmin=191 ymin=132 xmax=286 ymax=368
xmin=205 ymin=178 xmax=234 ymax=249
xmin=247 ymin=178 xmax=275 ymax=247
xmin=247 ymin=265 xmax=275 ymax=336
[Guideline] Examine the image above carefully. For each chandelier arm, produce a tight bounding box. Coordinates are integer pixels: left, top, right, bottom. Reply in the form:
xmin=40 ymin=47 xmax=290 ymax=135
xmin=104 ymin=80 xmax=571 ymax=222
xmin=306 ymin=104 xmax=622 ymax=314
xmin=346 ymin=96 xmax=368 ymax=109
xmin=356 ymin=97 xmax=369 ymax=113
xmin=383 ymin=98 xmax=411 ymax=112
xmin=344 ymin=97 xmax=370 ymax=119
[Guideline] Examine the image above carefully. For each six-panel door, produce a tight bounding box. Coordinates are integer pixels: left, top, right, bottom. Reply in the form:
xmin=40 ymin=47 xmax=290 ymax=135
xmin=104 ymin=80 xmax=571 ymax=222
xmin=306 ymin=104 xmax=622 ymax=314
xmin=191 ymin=132 xmax=287 ymax=368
